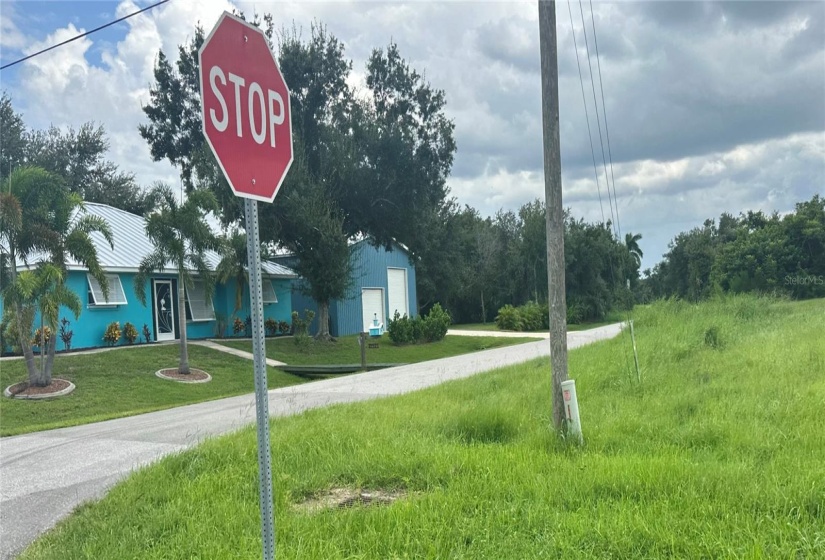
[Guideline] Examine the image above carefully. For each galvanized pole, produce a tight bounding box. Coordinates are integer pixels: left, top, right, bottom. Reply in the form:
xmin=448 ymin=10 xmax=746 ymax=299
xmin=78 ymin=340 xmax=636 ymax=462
xmin=538 ymin=0 xmax=570 ymax=432
xmin=244 ymin=198 xmax=275 ymax=560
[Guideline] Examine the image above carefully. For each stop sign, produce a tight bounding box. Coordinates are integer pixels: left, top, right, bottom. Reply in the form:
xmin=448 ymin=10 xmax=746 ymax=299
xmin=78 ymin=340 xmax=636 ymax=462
xmin=199 ymin=12 xmax=293 ymax=202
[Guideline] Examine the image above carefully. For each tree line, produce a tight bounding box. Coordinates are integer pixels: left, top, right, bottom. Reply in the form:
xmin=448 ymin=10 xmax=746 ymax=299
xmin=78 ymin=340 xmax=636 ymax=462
xmin=640 ymin=196 xmax=825 ymax=302
xmin=415 ymin=199 xmax=641 ymax=324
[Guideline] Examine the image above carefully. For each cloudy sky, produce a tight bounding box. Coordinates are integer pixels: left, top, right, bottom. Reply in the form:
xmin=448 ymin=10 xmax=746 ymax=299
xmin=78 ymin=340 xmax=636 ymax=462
xmin=1 ymin=0 xmax=823 ymax=269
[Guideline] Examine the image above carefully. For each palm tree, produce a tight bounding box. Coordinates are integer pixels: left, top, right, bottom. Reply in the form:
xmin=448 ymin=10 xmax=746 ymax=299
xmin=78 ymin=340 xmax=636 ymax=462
xmin=215 ymin=230 xmax=273 ymax=321
xmin=0 ymin=167 xmax=106 ymax=387
xmin=215 ymin=230 xmax=250 ymax=317
xmin=134 ymin=185 xmax=219 ymax=374
xmin=625 ymin=232 xmax=644 ymax=267
xmin=28 ymin=264 xmax=83 ymax=385
xmin=39 ymin=192 xmax=113 ymax=383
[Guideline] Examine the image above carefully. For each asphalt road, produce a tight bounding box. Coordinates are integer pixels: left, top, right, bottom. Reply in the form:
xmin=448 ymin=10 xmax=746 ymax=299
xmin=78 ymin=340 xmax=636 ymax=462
xmin=0 ymin=324 xmax=622 ymax=559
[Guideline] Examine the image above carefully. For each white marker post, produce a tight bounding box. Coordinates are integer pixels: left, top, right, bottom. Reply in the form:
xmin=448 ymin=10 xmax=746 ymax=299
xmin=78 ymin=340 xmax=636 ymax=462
xmin=561 ymin=379 xmax=583 ymax=444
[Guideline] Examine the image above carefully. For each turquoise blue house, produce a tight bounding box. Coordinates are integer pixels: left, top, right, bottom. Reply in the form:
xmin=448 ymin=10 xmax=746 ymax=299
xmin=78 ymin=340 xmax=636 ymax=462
xmin=3 ymin=203 xmax=296 ymax=351
xmin=277 ymin=240 xmax=417 ymax=337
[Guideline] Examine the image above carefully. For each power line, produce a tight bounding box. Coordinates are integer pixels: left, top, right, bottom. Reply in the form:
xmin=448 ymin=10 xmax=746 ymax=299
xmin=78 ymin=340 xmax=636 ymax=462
xmin=567 ymin=2 xmax=634 ymax=382
xmin=0 ymin=0 xmax=171 ymax=71
xmin=589 ymin=0 xmax=622 ymax=240
xmin=578 ymin=0 xmax=618 ymax=240
xmin=566 ymin=0 xmax=606 ymax=226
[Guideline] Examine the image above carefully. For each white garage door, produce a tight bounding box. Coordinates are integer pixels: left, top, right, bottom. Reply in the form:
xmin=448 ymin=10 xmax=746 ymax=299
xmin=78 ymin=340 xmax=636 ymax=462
xmin=362 ymin=288 xmax=385 ymax=331
xmin=387 ymin=268 xmax=409 ymax=320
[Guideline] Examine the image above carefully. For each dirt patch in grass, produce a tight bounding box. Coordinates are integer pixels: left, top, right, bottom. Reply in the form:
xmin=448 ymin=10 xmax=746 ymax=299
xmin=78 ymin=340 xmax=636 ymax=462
xmin=294 ymin=488 xmax=410 ymax=513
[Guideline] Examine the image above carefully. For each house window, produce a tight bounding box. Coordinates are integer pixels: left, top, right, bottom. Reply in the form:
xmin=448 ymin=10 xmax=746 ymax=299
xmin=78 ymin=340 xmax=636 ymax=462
xmin=262 ymin=280 xmax=278 ymax=304
xmin=185 ymin=280 xmax=216 ymax=322
xmin=87 ymin=274 xmax=127 ymax=306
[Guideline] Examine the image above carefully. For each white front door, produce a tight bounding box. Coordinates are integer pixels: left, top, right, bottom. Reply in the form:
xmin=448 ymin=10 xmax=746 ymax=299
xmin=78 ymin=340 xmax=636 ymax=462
xmin=387 ymin=267 xmax=409 ymax=319
xmin=153 ymin=280 xmax=176 ymax=341
xmin=362 ymin=288 xmax=385 ymax=331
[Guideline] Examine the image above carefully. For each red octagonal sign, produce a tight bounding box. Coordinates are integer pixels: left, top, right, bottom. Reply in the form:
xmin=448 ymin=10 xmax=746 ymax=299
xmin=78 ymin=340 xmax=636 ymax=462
xmin=199 ymin=12 xmax=293 ymax=202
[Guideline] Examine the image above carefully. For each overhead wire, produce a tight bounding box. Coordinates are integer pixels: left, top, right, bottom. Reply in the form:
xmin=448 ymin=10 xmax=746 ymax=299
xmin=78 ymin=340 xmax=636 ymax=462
xmin=0 ymin=0 xmax=170 ymax=71
xmin=588 ymin=0 xmax=623 ymax=240
xmin=566 ymin=0 xmax=607 ymax=226
xmin=567 ymin=0 xmax=635 ymax=381
xmin=577 ymin=0 xmax=619 ymax=240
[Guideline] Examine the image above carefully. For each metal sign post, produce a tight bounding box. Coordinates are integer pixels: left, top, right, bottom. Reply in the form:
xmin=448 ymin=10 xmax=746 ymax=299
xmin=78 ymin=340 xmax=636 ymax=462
xmin=199 ymin=12 xmax=294 ymax=559
xmin=244 ymin=198 xmax=275 ymax=560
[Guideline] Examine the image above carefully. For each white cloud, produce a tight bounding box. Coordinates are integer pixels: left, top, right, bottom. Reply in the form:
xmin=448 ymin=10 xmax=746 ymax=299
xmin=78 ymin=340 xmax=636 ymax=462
xmin=4 ymin=0 xmax=823 ymax=272
xmin=0 ymin=4 xmax=27 ymax=54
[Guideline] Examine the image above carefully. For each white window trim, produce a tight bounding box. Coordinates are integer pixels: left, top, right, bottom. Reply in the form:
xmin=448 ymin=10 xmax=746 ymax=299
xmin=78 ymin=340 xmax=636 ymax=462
xmin=262 ymin=279 xmax=278 ymax=304
xmin=185 ymin=280 xmax=216 ymax=322
xmin=87 ymin=273 xmax=127 ymax=306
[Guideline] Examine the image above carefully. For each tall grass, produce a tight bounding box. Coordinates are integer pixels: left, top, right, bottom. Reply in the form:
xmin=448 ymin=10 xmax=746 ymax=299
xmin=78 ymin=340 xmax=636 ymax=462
xmin=22 ymin=295 xmax=825 ymax=559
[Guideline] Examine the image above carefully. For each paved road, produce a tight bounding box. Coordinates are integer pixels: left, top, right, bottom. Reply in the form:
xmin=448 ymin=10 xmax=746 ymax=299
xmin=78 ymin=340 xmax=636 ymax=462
xmin=447 ymin=328 xmax=548 ymax=338
xmin=0 ymin=324 xmax=621 ymax=559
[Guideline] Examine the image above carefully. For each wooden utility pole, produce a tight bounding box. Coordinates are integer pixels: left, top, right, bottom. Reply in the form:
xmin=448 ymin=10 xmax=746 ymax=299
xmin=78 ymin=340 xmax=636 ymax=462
xmin=538 ymin=0 xmax=569 ymax=432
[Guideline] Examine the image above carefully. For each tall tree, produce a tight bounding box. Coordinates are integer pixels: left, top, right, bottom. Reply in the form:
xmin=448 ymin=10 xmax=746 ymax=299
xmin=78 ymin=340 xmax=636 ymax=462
xmin=139 ymin=20 xmax=456 ymax=340
xmin=0 ymin=93 xmax=26 ymax=181
xmin=2 ymin=94 xmax=157 ymax=215
xmin=134 ymin=185 xmax=219 ymax=374
xmin=625 ymin=232 xmax=643 ymax=267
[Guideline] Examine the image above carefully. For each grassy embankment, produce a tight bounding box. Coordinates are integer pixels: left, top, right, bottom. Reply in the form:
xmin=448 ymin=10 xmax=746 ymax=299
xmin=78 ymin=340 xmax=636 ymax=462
xmin=21 ymin=296 xmax=825 ymax=558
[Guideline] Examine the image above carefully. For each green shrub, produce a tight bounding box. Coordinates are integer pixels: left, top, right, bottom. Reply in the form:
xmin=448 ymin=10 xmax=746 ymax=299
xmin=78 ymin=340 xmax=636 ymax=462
xmin=421 ymin=303 xmax=451 ymax=342
xmin=388 ymin=311 xmax=416 ymax=344
xmin=291 ymin=309 xmax=315 ymax=345
xmin=31 ymin=326 xmax=52 ymax=348
xmin=123 ymin=322 xmax=139 ymax=345
xmin=495 ymin=305 xmax=522 ymax=331
xmin=103 ymin=321 xmax=121 ymax=346
xmin=264 ymin=318 xmax=278 ymax=337
xmin=566 ymin=299 xmax=586 ymax=325
xmin=495 ymin=302 xmax=548 ymax=332
xmin=59 ymin=318 xmax=74 ymax=351
xmin=389 ymin=304 xmax=451 ymax=345
xmin=519 ymin=301 xmax=547 ymax=331
xmin=232 ymin=317 xmax=245 ymax=336
xmin=278 ymin=320 xmax=291 ymax=335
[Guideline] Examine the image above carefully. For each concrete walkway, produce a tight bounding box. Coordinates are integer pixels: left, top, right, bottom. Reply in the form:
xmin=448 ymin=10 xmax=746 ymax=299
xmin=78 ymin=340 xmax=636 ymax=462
xmin=0 ymin=324 xmax=621 ymax=559
xmin=189 ymin=339 xmax=287 ymax=367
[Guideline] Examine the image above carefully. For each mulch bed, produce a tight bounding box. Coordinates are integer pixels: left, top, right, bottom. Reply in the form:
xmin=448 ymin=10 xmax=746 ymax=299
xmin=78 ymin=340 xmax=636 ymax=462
xmin=6 ymin=378 xmax=72 ymax=397
xmin=156 ymin=368 xmax=211 ymax=383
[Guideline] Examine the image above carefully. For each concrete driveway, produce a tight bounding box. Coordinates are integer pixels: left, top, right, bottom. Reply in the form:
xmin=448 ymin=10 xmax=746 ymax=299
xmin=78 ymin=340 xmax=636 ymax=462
xmin=0 ymin=324 xmax=621 ymax=559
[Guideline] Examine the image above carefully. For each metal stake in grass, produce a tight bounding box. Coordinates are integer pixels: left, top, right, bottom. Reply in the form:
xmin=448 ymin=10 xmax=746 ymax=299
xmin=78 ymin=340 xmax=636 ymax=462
xmin=629 ymin=319 xmax=641 ymax=383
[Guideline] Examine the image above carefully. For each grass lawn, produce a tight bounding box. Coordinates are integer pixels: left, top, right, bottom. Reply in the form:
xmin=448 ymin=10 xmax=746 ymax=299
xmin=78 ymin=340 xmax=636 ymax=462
xmin=0 ymin=344 xmax=309 ymax=437
xmin=20 ymin=295 xmax=825 ymax=558
xmin=216 ymin=333 xmax=537 ymax=366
